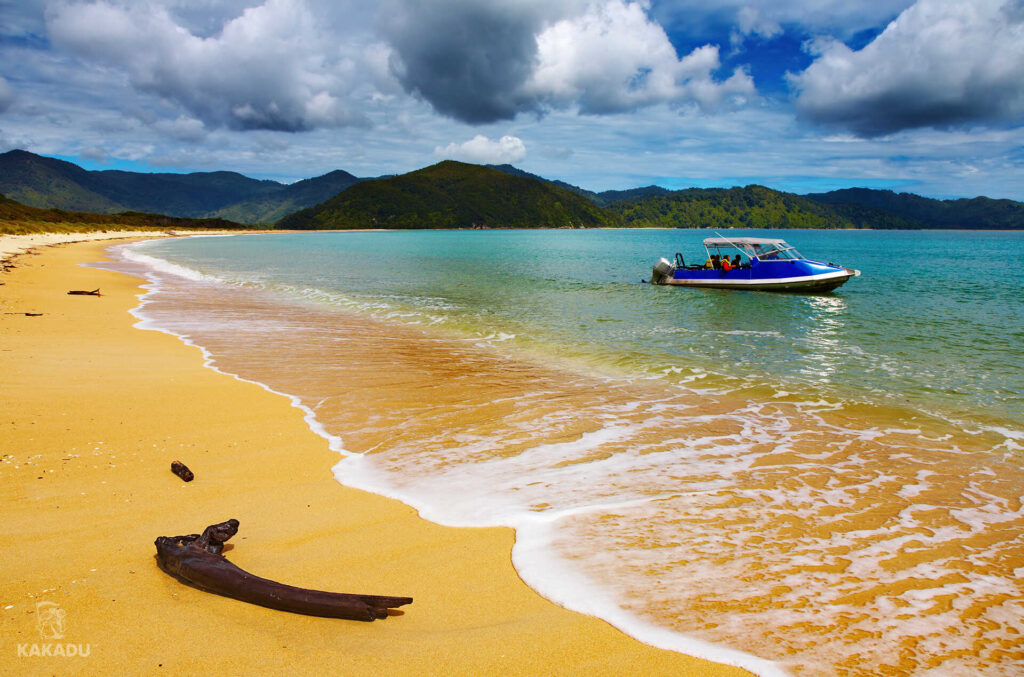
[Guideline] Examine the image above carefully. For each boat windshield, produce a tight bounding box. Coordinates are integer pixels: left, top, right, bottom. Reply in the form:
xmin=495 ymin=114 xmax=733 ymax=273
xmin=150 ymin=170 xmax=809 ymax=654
xmin=747 ymin=242 xmax=803 ymax=260
xmin=703 ymin=238 xmax=805 ymax=261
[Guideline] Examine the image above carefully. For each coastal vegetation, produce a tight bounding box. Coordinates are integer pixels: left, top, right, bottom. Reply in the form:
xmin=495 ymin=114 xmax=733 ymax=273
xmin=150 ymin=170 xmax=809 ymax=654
xmin=805 ymin=188 xmax=1024 ymax=229
xmin=2 ymin=149 xmax=1022 ymax=230
xmin=605 ymin=185 xmax=853 ymax=229
xmin=0 ymin=194 xmax=246 ymax=235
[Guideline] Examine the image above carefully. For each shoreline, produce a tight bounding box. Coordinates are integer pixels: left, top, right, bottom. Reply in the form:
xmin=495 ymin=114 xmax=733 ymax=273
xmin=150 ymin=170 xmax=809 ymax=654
xmin=0 ymin=231 xmax=177 ymax=263
xmin=1 ymin=238 xmax=754 ymax=674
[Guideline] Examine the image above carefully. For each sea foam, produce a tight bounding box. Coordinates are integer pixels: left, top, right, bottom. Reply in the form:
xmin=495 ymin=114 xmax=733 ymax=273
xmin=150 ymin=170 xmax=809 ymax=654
xmin=98 ymin=234 xmax=1024 ymax=677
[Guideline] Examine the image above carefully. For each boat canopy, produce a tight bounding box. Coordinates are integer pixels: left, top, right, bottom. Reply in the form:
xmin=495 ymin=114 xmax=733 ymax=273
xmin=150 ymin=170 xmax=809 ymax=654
xmin=702 ymin=237 xmax=803 ymax=261
xmin=703 ymin=237 xmax=786 ymax=247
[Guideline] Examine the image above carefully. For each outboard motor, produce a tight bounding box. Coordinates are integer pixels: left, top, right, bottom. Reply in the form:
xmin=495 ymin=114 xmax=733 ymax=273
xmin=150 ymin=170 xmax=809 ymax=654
xmin=651 ymin=257 xmax=676 ymax=285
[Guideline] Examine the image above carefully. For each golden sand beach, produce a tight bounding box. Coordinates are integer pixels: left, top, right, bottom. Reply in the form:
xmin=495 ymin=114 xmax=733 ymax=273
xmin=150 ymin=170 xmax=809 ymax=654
xmin=0 ymin=238 xmax=751 ymax=675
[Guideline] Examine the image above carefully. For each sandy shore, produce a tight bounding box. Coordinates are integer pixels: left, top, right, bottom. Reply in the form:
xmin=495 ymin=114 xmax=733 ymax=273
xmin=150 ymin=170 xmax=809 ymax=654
xmin=0 ymin=231 xmax=173 ymax=262
xmin=0 ymin=239 xmax=752 ymax=675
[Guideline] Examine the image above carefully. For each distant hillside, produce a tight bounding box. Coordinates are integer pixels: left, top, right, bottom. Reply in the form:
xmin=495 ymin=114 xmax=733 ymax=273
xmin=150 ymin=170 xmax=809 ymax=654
xmin=486 ymin=164 xmax=601 ymax=202
xmin=90 ymin=169 xmax=281 ymax=217
xmin=595 ymin=186 xmax=672 ymax=206
xmin=209 ymin=170 xmax=362 ymax=223
xmin=485 ymin=165 xmax=675 ymax=207
xmin=0 ymin=193 xmax=246 ymax=234
xmin=806 ymin=188 xmax=1024 ymax=229
xmin=484 ymin=170 xmax=1024 ymax=229
xmin=0 ymin=149 xmax=281 ymax=217
xmin=5 ymin=149 xmax=1022 ymax=231
xmin=279 ymin=161 xmax=622 ymax=229
xmin=0 ymin=149 xmax=366 ymax=224
xmin=0 ymin=150 xmax=127 ymax=213
xmin=607 ymin=185 xmax=855 ymax=229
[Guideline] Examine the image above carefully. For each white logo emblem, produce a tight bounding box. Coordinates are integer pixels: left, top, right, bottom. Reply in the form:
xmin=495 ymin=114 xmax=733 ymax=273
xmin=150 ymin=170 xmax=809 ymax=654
xmin=36 ymin=602 xmax=66 ymax=640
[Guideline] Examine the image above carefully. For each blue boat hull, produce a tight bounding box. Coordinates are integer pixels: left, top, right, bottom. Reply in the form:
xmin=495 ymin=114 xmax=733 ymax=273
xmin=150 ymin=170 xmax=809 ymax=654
xmin=655 ymin=259 xmax=858 ymax=292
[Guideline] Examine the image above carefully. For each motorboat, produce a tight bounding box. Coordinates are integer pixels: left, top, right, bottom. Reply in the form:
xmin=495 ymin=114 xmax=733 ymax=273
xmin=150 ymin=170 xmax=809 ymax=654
xmin=651 ymin=236 xmax=860 ymax=292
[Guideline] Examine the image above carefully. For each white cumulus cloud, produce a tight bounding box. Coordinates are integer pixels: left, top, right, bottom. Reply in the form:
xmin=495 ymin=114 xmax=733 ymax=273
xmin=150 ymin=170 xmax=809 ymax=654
xmin=736 ymin=7 xmax=783 ymax=39
xmin=46 ymin=0 xmax=375 ymax=132
xmin=382 ymin=0 xmax=754 ymax=123
xmin=790 ymin=0 xmax=1024 ymax=136
xmin=435 ymin=135 xmax=527 ymax=164
xmin=528 ymin=0 xmax=754 ymax=114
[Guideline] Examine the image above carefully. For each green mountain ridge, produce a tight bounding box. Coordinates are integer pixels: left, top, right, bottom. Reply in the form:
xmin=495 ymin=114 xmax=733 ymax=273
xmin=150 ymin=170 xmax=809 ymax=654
xmin=209 ymin=169 xmax=362 ymax=223
xmin=2 ymin=149 xmax=1022 ymax=230
xmin=485 ymin=164 xmax=603 ymax=202
xmin=278 ymin=161 xmax=621 ymax=229
xmin=0 ymin=150 xmax=361 ymax=224
xmin=607 ymin=185 xmax=856 ymax=229
xmin=482 ymin=164 xmax=1023 ymax=229
xmin=806 ymin=188 xmax=1024 ymax=229
xmin=0 ymin=193 xmax=247 ymax=234
xmin=0 ymin=150 xmax=129 ymax=213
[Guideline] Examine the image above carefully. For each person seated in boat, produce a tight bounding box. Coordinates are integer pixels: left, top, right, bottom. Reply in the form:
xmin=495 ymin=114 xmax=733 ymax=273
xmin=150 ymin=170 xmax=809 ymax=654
xmin=732 ymin=254 xmax=742 ymax=268
xmin=705 ymin=254 xmax=716 ymax=269
xmin=721 ymin=256 xmax=732 ymax=272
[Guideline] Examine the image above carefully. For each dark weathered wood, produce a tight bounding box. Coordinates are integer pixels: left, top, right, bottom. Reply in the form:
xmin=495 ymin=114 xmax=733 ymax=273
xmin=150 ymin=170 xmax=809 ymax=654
xmin=154 ymin=519 xmax=412 ymax=621
xmin=170 ymin=460 xmax=194 ymax=482
xmin=67 ymin=288 xmax=101 ymax=296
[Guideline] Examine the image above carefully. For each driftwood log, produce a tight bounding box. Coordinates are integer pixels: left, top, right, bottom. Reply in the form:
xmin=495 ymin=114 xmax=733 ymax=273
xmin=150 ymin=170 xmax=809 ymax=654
xmin=155 ymin=519 xmax=412 ymax=621
xmin=67 ymin=288 xmax=101 ymax=296
xmin=170 ymin=460 xmax=194 ymax=482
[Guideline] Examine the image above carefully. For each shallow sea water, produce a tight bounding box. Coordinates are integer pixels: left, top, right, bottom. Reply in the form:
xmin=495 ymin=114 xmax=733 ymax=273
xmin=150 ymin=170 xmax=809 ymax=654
xmin=106 ymin=229 xmax=1024 ymax=676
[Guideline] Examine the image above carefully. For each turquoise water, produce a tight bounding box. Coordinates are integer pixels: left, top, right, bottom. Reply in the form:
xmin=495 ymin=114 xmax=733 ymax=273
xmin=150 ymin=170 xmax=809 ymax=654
xmin=115 ymin=229 xmax=1024 ymax=676
xmin=138 ymin=229 xmax=1024 ymax=428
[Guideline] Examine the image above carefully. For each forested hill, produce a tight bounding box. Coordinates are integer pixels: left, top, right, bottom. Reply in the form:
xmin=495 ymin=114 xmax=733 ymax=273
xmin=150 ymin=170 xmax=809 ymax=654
xmin=3 ymin=149 xmax=1022 ymax=230
xmin=0 ymin=149 xmax=361 ymax=224
xmin=485 ymin=164 xmax=1024 ymax=229
xmin=278 ymin=161 xmax=621 ymax=229
xmin=805 ymin=188 xmax=1024 ymax=229
xmin=598 ymin=185 xmax=1024 ymax=229
xmin=0 ymin=149 xmax=280 ymax=216
xmin=606 ymin=185 xmax=855 ymax=229
xmin=0 ymin=193 xmax=245 ymax=234
xmin=206 ymin=169 xmax=362 ymax=223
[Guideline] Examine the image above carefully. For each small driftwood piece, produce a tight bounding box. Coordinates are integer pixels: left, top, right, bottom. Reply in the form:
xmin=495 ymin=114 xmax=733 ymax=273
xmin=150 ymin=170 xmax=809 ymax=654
xmin=67 ymin=288 xmax=101 ymax=296
xmin=155 ymin=519 xmax=412 ymax=621
xmin=170 ymin=460 xmax=194 ymax=482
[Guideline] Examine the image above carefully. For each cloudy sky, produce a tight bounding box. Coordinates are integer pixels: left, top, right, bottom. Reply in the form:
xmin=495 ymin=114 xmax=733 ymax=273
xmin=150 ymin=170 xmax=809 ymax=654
xmin=2 ymin=0 xmax=1023 ymax=198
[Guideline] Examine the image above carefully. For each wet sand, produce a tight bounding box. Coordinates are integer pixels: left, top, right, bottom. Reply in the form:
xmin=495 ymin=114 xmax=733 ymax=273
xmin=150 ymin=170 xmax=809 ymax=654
xmin=0 ymin=238 xmax=751 ymax=675
xmin=130 ymin=241 xmax=1024 ymax=675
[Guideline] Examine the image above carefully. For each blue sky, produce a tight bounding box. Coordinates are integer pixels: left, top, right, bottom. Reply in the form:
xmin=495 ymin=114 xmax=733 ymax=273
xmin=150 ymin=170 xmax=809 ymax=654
xmin=1 ymin=0 xmax=1022 ymax=199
